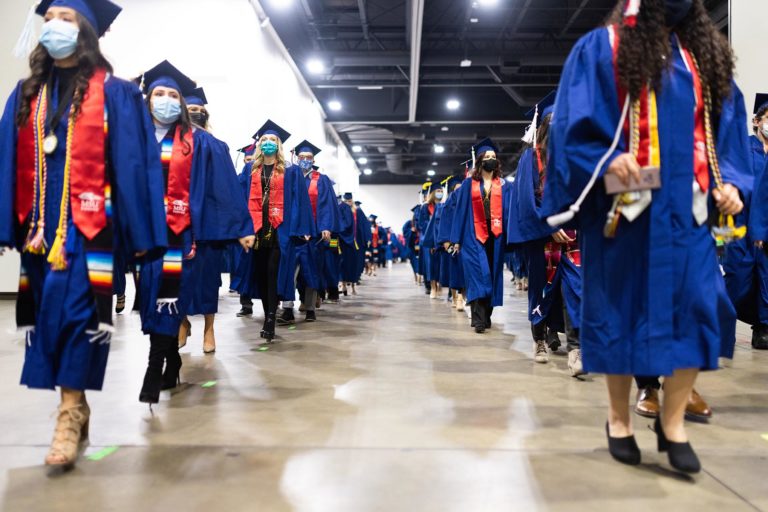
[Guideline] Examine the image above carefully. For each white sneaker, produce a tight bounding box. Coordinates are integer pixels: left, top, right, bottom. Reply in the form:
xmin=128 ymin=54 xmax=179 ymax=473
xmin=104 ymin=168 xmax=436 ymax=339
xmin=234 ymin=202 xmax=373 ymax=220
xmin=533 ymin=341 xmax=549 ymax=364
xmin=568 ymin=349 xmax=586 ymax=377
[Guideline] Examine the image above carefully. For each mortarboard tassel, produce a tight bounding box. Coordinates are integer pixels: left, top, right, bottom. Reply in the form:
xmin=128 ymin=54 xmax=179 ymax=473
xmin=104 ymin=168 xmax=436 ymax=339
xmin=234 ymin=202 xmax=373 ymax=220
xmin=624 ymin=0 xmax=641 ymax=28
xmin=13 ymin=2 xmax=39 ymax=60
xmin=522 ymin=104 xmax=539 ymax=146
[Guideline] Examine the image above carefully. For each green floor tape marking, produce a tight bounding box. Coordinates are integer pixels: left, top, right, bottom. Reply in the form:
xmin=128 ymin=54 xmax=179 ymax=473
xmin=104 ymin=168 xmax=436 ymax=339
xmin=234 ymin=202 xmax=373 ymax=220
xmin=201 ymin=381 xmax=217 ymax=388
xmin=258 ymin=347 xmax=270 ymax=351
xmin=87 ymin=446 xmax=119 ymax=461
xmin=288 ymin=326 xmax=297 ymax=330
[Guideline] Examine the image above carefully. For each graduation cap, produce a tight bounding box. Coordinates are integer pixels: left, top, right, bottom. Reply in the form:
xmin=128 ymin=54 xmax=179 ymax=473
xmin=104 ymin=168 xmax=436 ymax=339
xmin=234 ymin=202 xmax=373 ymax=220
xmin=36 ymin=0 xmax=122 ymax=37
xmin=525 ymin=90 xmax=557 ymax=122
xmin=184 ymin=87 xmax=208 ymax=106
xmin=138 ymin=60 xmax=197 ymax=97
xmin=294 ymin=140 xmax=322 ymax=156
xmin=343 ymin=192 xmax=353 ymax=200
xmin=237 ymin=143 xmax=256 ymax=155
xmin=444 ymin=175 xmax=463 ymax=192
xmin=754 ymin=93 xmax=768 ymax=115
xmin=312 ymin=164 xmax=320 ymax=171
xmin=472 ymin=138 xmax=499 ymax=157
xmin=369 ymin=214 xmax=378 ymax=220
xmin=355 ymin=201 xmax=363 ymax=206
xmin=253 ymin=119 xmax=291 ymax=142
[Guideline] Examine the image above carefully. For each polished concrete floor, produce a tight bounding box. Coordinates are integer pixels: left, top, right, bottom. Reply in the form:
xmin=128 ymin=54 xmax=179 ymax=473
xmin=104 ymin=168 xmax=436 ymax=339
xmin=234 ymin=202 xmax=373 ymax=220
xmin=0 ymin=264 xmax=766 ymax=512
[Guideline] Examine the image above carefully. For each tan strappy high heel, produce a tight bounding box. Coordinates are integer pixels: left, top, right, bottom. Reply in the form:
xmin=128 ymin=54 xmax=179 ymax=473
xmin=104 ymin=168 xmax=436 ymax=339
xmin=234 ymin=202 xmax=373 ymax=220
xmin=44 ymin=402 xmax=90 ymax=468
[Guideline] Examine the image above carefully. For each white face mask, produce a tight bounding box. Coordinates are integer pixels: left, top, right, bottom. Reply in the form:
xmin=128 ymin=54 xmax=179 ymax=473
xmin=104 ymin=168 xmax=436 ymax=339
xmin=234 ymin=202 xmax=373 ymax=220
xmin=761 ymin=122 xmax=768 ymax=139
xmin=39 ymin=18 xmax=80 ymax=60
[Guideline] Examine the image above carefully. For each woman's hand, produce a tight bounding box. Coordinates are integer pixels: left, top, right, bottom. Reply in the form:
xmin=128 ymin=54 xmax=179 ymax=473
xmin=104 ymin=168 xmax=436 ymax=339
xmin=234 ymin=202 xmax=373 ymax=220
xmin=443 ymin=242 xmax=451 ymax=250
xmin=239 ymin=235 xmax=256 ymax=252
xmin=453 ymin=244 xmax=460 ymax=254
xmin=552 ymin=230 xmax=574 ymax=244
xmin=606 ymin=153 xmax=641 ymax=187
xmin=712 ymin=184 xmax=743 ymax=216
xmin=755 ymin=241 xmax=764 ymax=249
xmin=321 ymin=230 xmax=331 ymax=242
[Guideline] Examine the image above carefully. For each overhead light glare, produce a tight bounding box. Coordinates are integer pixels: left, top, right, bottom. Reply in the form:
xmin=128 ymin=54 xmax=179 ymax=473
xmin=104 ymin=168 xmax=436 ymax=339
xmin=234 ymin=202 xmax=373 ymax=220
xmin=328 ymin=100 xmax=342 ymax=111
xmin=358 ymin=86 xmax=384 ymax=90
xmin=427 ymin=170 xmax=436 ymax=176
xmin=432 ymin=161 xmax=438 ymax=166
xmin=363 ymin=168 xmax=373 ymax=175
xmin=470 ymin=17 xmax=479 ymax=23
xmin=352 ymin=145 xmax=362 ymax=152
xmin=446 ymin=99 xmax=460 ymax=110
xmin=478 ymin=0 xmax=498 ymax=6
xmin=307 ymin=59 xmax=325 ymax=74
xmin=434 ymin=145 xmax=445 ymax=154
xmin=269 ymin=0 xmax=292 ymax=7
xmin=441 ymin=126 xmax=449 ymax=132
xmin=358 ymin=157 xmax=368 ymax=164
xmin=460 ymin=59 xmax=472 ymax=68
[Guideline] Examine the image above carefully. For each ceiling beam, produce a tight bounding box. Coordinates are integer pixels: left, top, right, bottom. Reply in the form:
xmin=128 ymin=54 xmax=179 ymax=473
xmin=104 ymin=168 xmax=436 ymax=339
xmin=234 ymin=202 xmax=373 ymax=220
xmin=357 ymin=0 xmax=370 ymax=41
xmin=559 ymin=0 xmax=591 ymax=37
xmin=486 ymin=66 xmax=528 ymax=105
xmin=509 ymin=0 xmax=534 ymax=35
xmin=408 ymin=0 xmax=425 ymax=122
xmin=311 ymin=82 xmax=559 ymax=89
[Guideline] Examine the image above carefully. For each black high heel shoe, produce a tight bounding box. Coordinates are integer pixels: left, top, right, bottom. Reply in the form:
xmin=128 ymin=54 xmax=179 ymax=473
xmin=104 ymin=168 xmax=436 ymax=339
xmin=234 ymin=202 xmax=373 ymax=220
xmin=140 ymin=334 xmax=170 ymax=404
xmin=654 ymin=417 xmax=701 ymax=473
xmin=261 ymin=313 xmax=276 ymax=342
xmin=605 ymin=422 xmax=641 ymax=466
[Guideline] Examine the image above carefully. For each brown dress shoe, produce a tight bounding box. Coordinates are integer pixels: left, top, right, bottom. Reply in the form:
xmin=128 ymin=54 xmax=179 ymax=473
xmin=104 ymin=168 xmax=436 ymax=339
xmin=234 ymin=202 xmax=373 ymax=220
xmin=685 ymin=388 xmax=712 ymax=423
xmin=634 ymin=387 xmax=660 ymax=418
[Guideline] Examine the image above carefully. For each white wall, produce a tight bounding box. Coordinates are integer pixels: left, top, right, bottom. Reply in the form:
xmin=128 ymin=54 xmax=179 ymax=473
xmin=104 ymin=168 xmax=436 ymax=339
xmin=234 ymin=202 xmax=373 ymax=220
xmin=357 ymin=185 xmax=424 ymax=234
xmin=731 ymin=0 xmax=767 ymax=130
xmin=0 ymin=0 xmax=359 ymax=292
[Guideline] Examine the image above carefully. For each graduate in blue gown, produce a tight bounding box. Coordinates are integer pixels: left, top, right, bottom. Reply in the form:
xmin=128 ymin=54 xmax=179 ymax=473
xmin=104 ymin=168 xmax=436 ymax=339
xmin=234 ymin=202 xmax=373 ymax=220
xmin=355 ymin=202 xmax=372 ymax=283
xmin=506 ymin=104 xmax=584 ymax=374
xmin=281 ymin=142 xmax=339 ymax=323
xmin=338 ymin=193 xmax=361 ymax=294
xmin=232 ymin=142 xmax=258 ymax=316
xmin=541 ymin=0 xmax=751 ymax=472
xmin=136 ymin=61 xmax=254 ymax=404
xmin=366 ymin=214 xmax=386 ymax=274
xmin=402 ymin=205 xmax=421 ymax=283
xmin=726 ymin=96 xmax=768 ymax=349
xmin=450 ymin=138 xmax=511 ymax=333
xmin=437 ymin=176 xmax=467 ymax=311
xmin=418 ymin=183 xmax=444 ymax=298
xmin=0 ymin=0 xmax=167 ymax=468
xmin=233 ymin=120 xmax=314 ymax=341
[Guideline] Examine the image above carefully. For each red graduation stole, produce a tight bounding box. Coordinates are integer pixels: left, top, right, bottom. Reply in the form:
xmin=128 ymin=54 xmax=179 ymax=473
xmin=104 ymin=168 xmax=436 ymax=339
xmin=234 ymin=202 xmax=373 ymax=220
xmin=609 ymin=24 xmax=708 ymax=191
xmin=166 ymin=126 xmax=194 ymax=235
xmin=16 ymin=68 xmax=108 ymax=239
xmin=428 ymin=203 xmax=435 ymax=216
xmin=308 ymin=171 xmax=320 ymax=219
xmin=249 ymin=166 xmax=285 ymax=233
xmin=372 ymin=226 xmax=379 ymax=248
xmin=471 ymin=177 xmax=503 ymax=243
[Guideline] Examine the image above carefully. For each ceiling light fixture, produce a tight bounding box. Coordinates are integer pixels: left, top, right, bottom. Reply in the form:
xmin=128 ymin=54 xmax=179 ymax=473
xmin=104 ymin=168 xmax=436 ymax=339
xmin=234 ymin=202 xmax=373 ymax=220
xmin=358 ymin=157 xmax=368 ymax=164
xmin=441 ymin=126 xmax=449 ymax=132
xmin=434 ymin=145 xmax=445 ymax=154
xmin=270 ymin=0 xmax=292 ymax=7
xmin=357 ymin=85 xmax=384 ymax=90
xmin=328 ymin=100 xmax=342 ymax=111
xmin=478 ymin=0 xmax=498 ymax=6
xmin=432 ymin=161 xmax=438 ymax=166
xmin=446 ymin=99 xmax=460 ymax=110
xmin=352 ymin=145 xmax=362 ymax=152
xmin=427 ymin=170 xmax=436 ymax=176
xmin=460 ymin=59 xmax=472 ymax=68
xmin=363 ymin=168 xmax=373 ymax=175
xmin=470 ymin=17 xmax=479 ymax=23
xmin=307 ymin=59 xmax=325 ymax=74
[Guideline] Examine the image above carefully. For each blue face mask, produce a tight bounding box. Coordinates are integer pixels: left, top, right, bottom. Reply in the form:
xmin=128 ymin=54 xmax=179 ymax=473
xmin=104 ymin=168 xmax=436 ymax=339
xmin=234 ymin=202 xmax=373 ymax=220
xmin=435 ymin=192 xmax=444 ymax=200
xmin=261 ymin=140 xmax=278 ymax=156
xmin=152 ymin=96 xmax=182 ymax=124
xmin=39 ymin=18 xmax=80 ymax=60
xmin=298 ymin=159 xmax=313 ymax=170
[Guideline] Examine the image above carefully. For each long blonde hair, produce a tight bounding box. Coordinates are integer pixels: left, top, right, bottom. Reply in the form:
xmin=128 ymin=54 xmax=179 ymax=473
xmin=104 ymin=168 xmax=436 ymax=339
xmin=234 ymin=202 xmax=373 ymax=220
xmin=252 ymin=136 xmax=287 ymax=173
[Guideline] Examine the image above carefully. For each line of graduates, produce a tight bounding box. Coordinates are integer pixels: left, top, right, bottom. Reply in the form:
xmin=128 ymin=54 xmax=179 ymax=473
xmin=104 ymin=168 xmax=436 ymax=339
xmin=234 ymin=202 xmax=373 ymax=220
xmin=0 ymin=0 xmax=379 ymax=471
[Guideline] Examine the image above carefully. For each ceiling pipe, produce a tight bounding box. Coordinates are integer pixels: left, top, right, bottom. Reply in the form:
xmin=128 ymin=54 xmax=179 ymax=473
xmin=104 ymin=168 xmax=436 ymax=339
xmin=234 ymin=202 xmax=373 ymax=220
xmin=408 ymin=0 xmax=425 ymax=123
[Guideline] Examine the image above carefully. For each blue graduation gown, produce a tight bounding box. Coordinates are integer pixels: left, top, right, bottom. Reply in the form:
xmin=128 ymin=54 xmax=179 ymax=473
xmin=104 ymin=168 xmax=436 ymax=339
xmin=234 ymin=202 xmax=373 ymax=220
xmin=417 ymin=203 xmax=437 ymax=280
xmin=0 ymin=75 xmax=167 ymax=390
xmin=724 ymin=135 xmax=767 ymax=324
xmin=449 ymin=178 xmax=511 ymax=307
xmin=437 ymin=192 xmax=466 ymax=290
xmin=402 ymin=219 xmax=419 ymax=273
xmin=233 ymin=164 xmax=314 ymax=301
xmin=338 ymin=203 xmax=359 ymax=282
xmin=356 ymin=207 xmax=372 ymax=278
xmin=296 ymin=171 xmax=340 ymax=291
xmin=541 ymin=28 xmax=752 ymax=375
xmin=421 ymin=204 xmax=443 ymax=282
xmin=508 ymin=148 xmax=582 ymax=329
xmin=140 ymin=129 xmax=252 ymax=336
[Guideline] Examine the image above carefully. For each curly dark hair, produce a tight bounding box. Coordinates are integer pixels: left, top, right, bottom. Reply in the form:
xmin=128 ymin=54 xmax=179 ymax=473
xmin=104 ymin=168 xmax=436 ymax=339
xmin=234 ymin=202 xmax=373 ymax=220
xmin=16 ymin=13 xmax=113 ymax=128
xmin=535 ymin=113 xmax=552 ymax=172
xmin=471 ymin=151 xmax=503 ymax=181
xmin=608 ymin=0 xmax=734 ymax=114
xmin=145 ymin=89 xmax=194 ymax=155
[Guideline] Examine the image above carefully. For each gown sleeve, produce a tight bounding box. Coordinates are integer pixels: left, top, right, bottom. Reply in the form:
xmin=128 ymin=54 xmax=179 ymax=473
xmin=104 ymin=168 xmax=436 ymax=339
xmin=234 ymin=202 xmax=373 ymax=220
xmin=105 ymin=78 xmax=167 ymax=255
xmin=190 ymin=131 xmax=252 ymax=242
xmin=437 ymin=195 xmax=455 ymax=244
xmin=541 ymin=27 xmax=626 ymax=218
xmin=450 ymin=179 xmax=471 ymax=244
xmin=715 ymin=83 xmax=753 ymax=204
xmin=289 ymin=166 xmax=314 ymax=238
xmin=317 ymin=175 xmax=339 ymax=233
xmin=0 ymin=82 xmax=22 ymax=248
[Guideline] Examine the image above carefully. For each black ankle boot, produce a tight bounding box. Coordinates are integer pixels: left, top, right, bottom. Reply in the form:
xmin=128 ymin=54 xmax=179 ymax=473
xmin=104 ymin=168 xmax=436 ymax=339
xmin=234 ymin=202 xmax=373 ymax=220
xmin=261 ymin=313 xmax=276 ymax=341
xmin=605 ymin=422 xmax=641 ymax=466
xmin=654 ymin=417 xmax=701 ymax=473
xmin=162 ymin=342 xmax=182 ymax=390
xmin=139 ymin=334 xmax=169 ymax=404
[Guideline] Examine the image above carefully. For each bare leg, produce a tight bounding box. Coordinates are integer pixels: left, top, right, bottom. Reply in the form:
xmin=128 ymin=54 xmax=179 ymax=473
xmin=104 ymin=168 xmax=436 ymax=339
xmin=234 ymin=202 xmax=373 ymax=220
xmin=178 ymin=316 xmax=190 ymax=348
xmin=661 ymin=368 xmax=698 ymax=442
xmin=203 ymin=314 xmax=216 ymax=353
xmin=606 ymin=375 xmax=633 ymax=437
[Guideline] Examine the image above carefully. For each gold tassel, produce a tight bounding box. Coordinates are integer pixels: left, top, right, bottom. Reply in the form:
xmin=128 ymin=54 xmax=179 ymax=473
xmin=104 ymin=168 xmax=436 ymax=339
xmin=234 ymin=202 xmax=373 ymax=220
xmin=46 ymin=227 xmax=68 ymax=271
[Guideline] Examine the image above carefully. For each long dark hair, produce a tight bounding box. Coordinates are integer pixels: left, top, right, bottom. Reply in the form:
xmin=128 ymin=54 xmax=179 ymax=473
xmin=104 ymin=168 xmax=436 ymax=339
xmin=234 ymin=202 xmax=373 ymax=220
xmin=16 ymin=13 xmax=113 ymax=127
xmin=608 ymin=0 xmax=733 ymax=114
xmin=471 ymin=151 xmax=502 ymax=181
xmin=145 ymin=90 xmax=193 ymax=155
xmin=535 ymin=113 xmax=552 ymax=171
